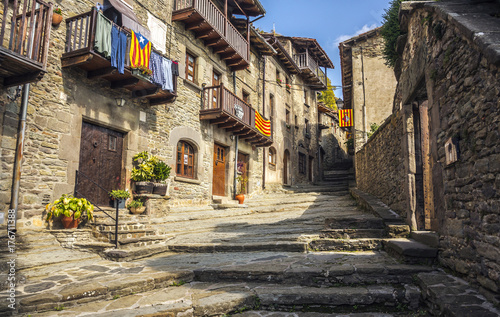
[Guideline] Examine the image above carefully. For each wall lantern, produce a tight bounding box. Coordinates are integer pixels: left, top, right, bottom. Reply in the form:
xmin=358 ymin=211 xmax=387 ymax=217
xmin=115 ymin=98 xmax=126 ymax=107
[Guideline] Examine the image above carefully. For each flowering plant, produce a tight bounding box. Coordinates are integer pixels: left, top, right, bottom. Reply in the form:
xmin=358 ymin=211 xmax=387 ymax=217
xmin=53 ymin=7 xmax=62 ymax=15
xmin=134 ymin=65 xmax=152 ymax=76
xmin=276 ymin=78 xmax=282 ymax=84
xmin=286 ymin=83 xmax=292 ymax=90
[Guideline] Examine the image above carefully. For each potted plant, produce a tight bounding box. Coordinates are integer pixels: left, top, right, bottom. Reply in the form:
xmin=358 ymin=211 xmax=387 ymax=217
xmin=131 ymin=65 xmax=153 ymax=81
xmin=45 ymin=194 xmax=94 ymax=229
xmin=52 ymin=7 xmax=63 ymax=26
xmin=127 ymin=199 xmax=146 ymax=215
xmin=131 ymin=151 xmax=155 ymax=194
xmin=152 ymin=160 xmax=171 ymax=196
xmin=109 ymin=189 xmax=130 ymax=209
xmin=235 ymin=175 xmax=248 ymax=204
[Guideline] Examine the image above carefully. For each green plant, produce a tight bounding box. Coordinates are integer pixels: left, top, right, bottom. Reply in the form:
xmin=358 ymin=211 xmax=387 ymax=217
xmin=130 ymin=151 xmax=155 ymax=182
xmin=113 ymin=295 xmax=120 ymax=300
xmin=345 ymin=138 xmax=354 ymax=148
xmin=109 ymin=189 xmax=130 ymax=200
xmin=171 ymin=280 xmax=186 ymax=286
xmin=153 ymin=161 xmax=171 ymax=183
xmin=53 ymin=7 xmax=62 ymax=15
xmin=45 ymin=194 xmax=94 ymax=221
xmin=126 ymin=200 xmax=144 ymax=209
xmin=54 ymin=305 xmax=65 ymax=311
xmin=367 ymin=122 xmax=380 ymax=138
xmin=236 ymin=175 xmax=248 ymax=195
xmin=380 ymin=0 xmax=408 ymax=67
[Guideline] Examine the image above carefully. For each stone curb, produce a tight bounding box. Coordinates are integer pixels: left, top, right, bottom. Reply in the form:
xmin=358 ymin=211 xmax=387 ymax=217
xmin=348 ymin=188 xmax=406 ymax=225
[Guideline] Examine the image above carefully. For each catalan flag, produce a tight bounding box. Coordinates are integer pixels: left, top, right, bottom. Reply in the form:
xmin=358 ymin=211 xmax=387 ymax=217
xmin=339 ymin=109 xmax=353 ymax=127
xmin=255 ymin=111 xmax=271 ymax=137
xmin=130 ymin=30 xmax=151 ymax=69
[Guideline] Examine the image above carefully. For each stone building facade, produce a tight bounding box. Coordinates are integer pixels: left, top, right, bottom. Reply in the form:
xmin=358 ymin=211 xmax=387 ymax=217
xmin=355 ymin=0 xmax=500 ymax=302
xmin=339 ymin=28 xmax=397 ymax=152
xmin=0 ymin=0 xmax=334 ymax=228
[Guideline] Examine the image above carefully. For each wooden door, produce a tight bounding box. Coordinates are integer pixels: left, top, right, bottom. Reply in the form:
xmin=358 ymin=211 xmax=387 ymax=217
xmin=212 ymin=71 xmax=221 ymax=109
xmin=283 ymin=150 xmax=290 ymax=185
xmin=213 ymin=144 xmax=226 ymax=196
xmin=237 ymin=152 xmax=249 ymax=194
xmin=78 ymin=122 xmax=124 ymax=206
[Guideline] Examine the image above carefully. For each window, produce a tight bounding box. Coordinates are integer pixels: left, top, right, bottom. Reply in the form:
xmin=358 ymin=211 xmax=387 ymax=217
xmin=305 ymin=118 xmax=310 ymax=136
xmin=276 ymin=69 xmax=281 ymax=85
xmin=303 ymin=89 xmax=308 ymax=105
xmin=286 ymin=77 xmax=291 ymax=92
xmin=268 ymin=147 xmax=276 ymax=170
xmin=185 ymin=52 xmax=196 ymax=83
xmin=285 ymin=108 xmax=291 ymax=127
xmin=269 ymin=94 xmax=274 ymax=116
xmin=212 ymin=71 xmax=220 ymax=108
xmin=242 ymin=90 xmax=250 ymax=104
xmin=298 ymin=153 xmax=306 ymax=174
xmin=294 ymin=115 xmax=298 ymax=129
xmin=176 ymin=141 xmax=195 ymax=178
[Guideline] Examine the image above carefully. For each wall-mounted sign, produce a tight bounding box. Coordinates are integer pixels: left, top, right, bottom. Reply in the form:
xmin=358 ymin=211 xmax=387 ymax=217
xmin=234 ymin=104 xmax=244 ymax=120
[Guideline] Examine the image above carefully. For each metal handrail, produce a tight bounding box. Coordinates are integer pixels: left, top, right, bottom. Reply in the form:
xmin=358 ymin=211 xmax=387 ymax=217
xmin=74 ymin=170 xmax=119 ymax=248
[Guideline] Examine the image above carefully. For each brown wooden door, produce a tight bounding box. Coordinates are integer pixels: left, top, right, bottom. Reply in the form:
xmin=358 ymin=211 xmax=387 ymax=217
xmin=283 ymin=150 xmax=290 ymax=185
xmin=78 ymin=122 xmax=124 ymax=206
xmin=237 ymin=152 xmax=249 ymax=194
xmin=213 ymin=144 xmax=226 ymax=196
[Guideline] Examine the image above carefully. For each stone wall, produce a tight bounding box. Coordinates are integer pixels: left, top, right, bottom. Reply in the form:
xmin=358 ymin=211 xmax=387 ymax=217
xmin=355 ymin=111 xmax=407 ymax=216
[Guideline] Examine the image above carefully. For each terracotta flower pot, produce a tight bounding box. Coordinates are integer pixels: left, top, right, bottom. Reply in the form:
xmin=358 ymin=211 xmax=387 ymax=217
xmin=129 ymin=206 xmax=146 ymax=215
xmin=235 ymin=194 xmax=245 ymax=204
xmin=52 ymin=13 xmax=63 ymax=26
xmin=61 ymin=215 xmax=79 ymax=229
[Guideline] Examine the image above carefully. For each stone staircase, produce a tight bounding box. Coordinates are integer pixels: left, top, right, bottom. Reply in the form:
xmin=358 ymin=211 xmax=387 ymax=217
xmin=4 ymin=169 xmax=499 ymax=316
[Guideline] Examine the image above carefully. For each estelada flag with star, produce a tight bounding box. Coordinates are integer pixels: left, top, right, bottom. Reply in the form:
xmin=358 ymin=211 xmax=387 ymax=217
xmin=130 ymin=30 xmax=151 ymax=69
xmin=339 ymin=109 xmax=353 ymax=127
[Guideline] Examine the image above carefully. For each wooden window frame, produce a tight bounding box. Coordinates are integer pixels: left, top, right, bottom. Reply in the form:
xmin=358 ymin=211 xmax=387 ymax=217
xmin=186 ymin=52 xmax=196 ymax=83
xmin=268 ymin=147 xmax=276 ymax=170
xmin=176 ymin=141 xmax=196 ymax=179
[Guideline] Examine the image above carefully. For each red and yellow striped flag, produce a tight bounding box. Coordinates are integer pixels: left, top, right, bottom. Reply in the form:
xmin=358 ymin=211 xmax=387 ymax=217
xmin=255 ymin=111 xmax=271 ymax=137
xmin=130 ymin=31 xmax=151 ymax=69
xmin=339 ymin=109 xmax=353 ymax=127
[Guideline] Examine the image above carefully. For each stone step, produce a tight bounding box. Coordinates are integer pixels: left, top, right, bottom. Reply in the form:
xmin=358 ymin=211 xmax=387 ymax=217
xmin=384 ymin=239 xmax=438 ymax=265
xmin=320 ymin=229 xmax=387 ymax=239
xmin=193 ymin=263 xmax=435 ymax=286
xmin=325 ymin=217 xmax=385 ymax=229
xmin=118 ymin=234 xmax=174 ymax=248
xmin=308 ymin=238 xmax=385 ymax=252
xmin=410 ymin=231 xmax=439 ymax=248
xmin=237 ymin=312 xmax=399 ymax=317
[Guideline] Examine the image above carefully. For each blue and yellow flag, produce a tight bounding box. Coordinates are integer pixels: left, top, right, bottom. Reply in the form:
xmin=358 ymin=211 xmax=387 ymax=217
xmin=130 ymin=31 xmax=151 ymax=69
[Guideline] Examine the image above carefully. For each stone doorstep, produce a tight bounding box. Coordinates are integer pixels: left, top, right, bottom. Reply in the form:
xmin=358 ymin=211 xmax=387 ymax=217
xmin=319 ymin=229 xmax=387 ymax=239
xmin=18 ymin=270 xmax=195 ymax=314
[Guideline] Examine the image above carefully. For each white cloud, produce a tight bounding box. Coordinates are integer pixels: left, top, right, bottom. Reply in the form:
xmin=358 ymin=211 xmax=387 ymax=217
xmin=333 ymin=24 xmax=378 ymax=47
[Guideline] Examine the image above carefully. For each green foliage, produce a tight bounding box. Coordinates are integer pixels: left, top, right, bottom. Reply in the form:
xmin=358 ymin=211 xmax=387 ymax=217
xmin=153 ymin=161 xmax=171 ymax=182
xmin=170 ymin=280 xmax=186 ymax=286
xmin=367 ymin=123 xmax=380 ymax=138
xmin=236 ymin=175 xmax=248 ymax=195
xmin=54 ymin=305 xmax=65 ymax=311
xmin=380 ymin=0 xmax=407 ymax=67
xmin=109 ymin=190 xmax=130 ymax=200
xmin=53 ymin=7 xmax=62 ymax=14
xmin=131 ymin=151 xmax=171 ymax=183
xmin=318 ymin=77 xmax=337 ymax=111
xmin=126 ymin=199 xmax=144 ymax=209
xmin=45 ymin=194 xmax=94 ymax=221
xmin=345 ymin=138 xmax=354 ymax=148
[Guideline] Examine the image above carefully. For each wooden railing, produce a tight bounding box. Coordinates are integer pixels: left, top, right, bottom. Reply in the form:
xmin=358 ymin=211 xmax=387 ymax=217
xmin=65 ymin=9 xmax=95 ymax=54
xmin=294 ymin=52 xmax=327 ymax=86
xmin=203 ymin=84 xmax=261 ymax=128
xmin=174 ymin=0 xmax=249 ymax=62
xmin=0 ymin=0 xmax=53 ymax=66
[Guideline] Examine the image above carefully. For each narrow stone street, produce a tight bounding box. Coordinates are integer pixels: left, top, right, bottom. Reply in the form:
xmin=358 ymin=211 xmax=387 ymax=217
xmin=2 ymin=169 xmax=498 ymax=316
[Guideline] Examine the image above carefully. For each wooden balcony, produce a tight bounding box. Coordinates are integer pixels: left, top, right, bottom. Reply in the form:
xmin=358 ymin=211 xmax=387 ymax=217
xmin=201 ymin=84 xmax=272 ymax=147
xmin=173 ymin=0 xmax=249 ymax=71
xmin=0 ymin=0 xmax=53 ymax=87
xmin=294 ymin=52 xmax=327 ymax=90
xmin=60 ymin=8 xmax=176 ymax=105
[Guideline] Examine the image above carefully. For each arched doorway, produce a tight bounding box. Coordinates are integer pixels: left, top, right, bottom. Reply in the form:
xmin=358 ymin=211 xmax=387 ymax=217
xmin=283 ymin=150 xmax=290 ymax=185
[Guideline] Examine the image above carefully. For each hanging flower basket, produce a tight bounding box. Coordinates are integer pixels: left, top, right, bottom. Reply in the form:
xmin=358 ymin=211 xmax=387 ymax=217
xmin=131 ymin=68 xmax=152 ymax=82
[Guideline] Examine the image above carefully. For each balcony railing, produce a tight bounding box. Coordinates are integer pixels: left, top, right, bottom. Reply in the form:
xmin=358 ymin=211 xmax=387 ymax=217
xmin=173 ymin=0 xmax=249 ymax=69
xmin=201 ymin=84 xmax=272 ymax=147
xmin=0 ymin=0 xmax=53 ymax=86
xmin=61 ymin=8 xmax=176 ymax=105
xmin=294 ymin=52 xmax=327 ymax=88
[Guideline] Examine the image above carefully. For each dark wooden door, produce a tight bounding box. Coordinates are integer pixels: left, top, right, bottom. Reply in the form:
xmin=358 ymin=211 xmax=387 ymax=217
xmin=237 ymin=152 xmax=249 ymax=194
xmin=78 ymin=122 xmax=124 ymax=206
xmin=213 ymin=144 xmax=226 ymax=196
xmin=283 ymin=150 xmax=289 ymax=185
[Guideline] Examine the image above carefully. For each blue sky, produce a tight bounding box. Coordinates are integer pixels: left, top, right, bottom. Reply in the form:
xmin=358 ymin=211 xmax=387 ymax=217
xmin=253 ymin=0 xmax=392 ymax=98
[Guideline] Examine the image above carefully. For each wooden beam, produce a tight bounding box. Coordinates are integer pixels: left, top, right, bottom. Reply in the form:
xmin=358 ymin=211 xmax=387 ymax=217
xmin=218 ymin=121 xmax=238 ymax=128
xmin=149 ymin=96 xmax=175 ymax=105
xmin=172 ymin=11 xmax=194 ymax=22
xmin=210 ymin=116 xmax=230 ymax=125
xmin=110 ymin=77 xmax=139 ymax=89
xmin=3 ymin=70 xmax=45 ymax=87
xmin=206 ymin=38 xmax=223 ymax=46
xmin=87 ymin=67 xmax=117 ymax=79
xmin=61 ymin=53 xmax=93 ymax=68
xmin=196 ymin=29 xmax=215 ymax=39
xmin=186 ymin=21 xmax=203 ymax=31
xmin=221 ymin=53 xmax=238 ymax=60
xmin=214 ymin=47 xmax=230 ymax=54
xmin=132 ymin=87 xmax=159 ymax=98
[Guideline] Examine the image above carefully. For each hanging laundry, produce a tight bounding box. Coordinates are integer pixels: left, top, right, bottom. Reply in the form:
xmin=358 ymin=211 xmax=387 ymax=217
xmin=111 ymin=25 xmax=127 ymax=74
xmin=162 ymin=58 xmax=173 ymax=92
xmin=94 ymin=12 xmax=112 ymax=58
xmin=150 ymin=51 xmax=164 ymax=87
xmin=171 ymin=61 xmax=179 ymax=76
xmin=130 ymin=30 xmax=151 ymax=69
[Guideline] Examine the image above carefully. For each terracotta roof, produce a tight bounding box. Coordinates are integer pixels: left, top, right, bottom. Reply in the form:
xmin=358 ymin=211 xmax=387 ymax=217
xmin=262 ymin=34 xmax=300 ymax=74
xmin=338 ymin=27 xmax=381 ymax=46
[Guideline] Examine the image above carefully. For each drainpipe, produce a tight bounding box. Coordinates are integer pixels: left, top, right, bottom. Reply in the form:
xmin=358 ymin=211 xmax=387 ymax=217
xmin=10 ymin=83 xmax=30 ymax=230
xmin=233 ymin=135 xmax=239 ymax=199
xmin=262 ymin=56 xmax=266 ymax=190
xmin=360 ymin=47 xmax=367 ymax=144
